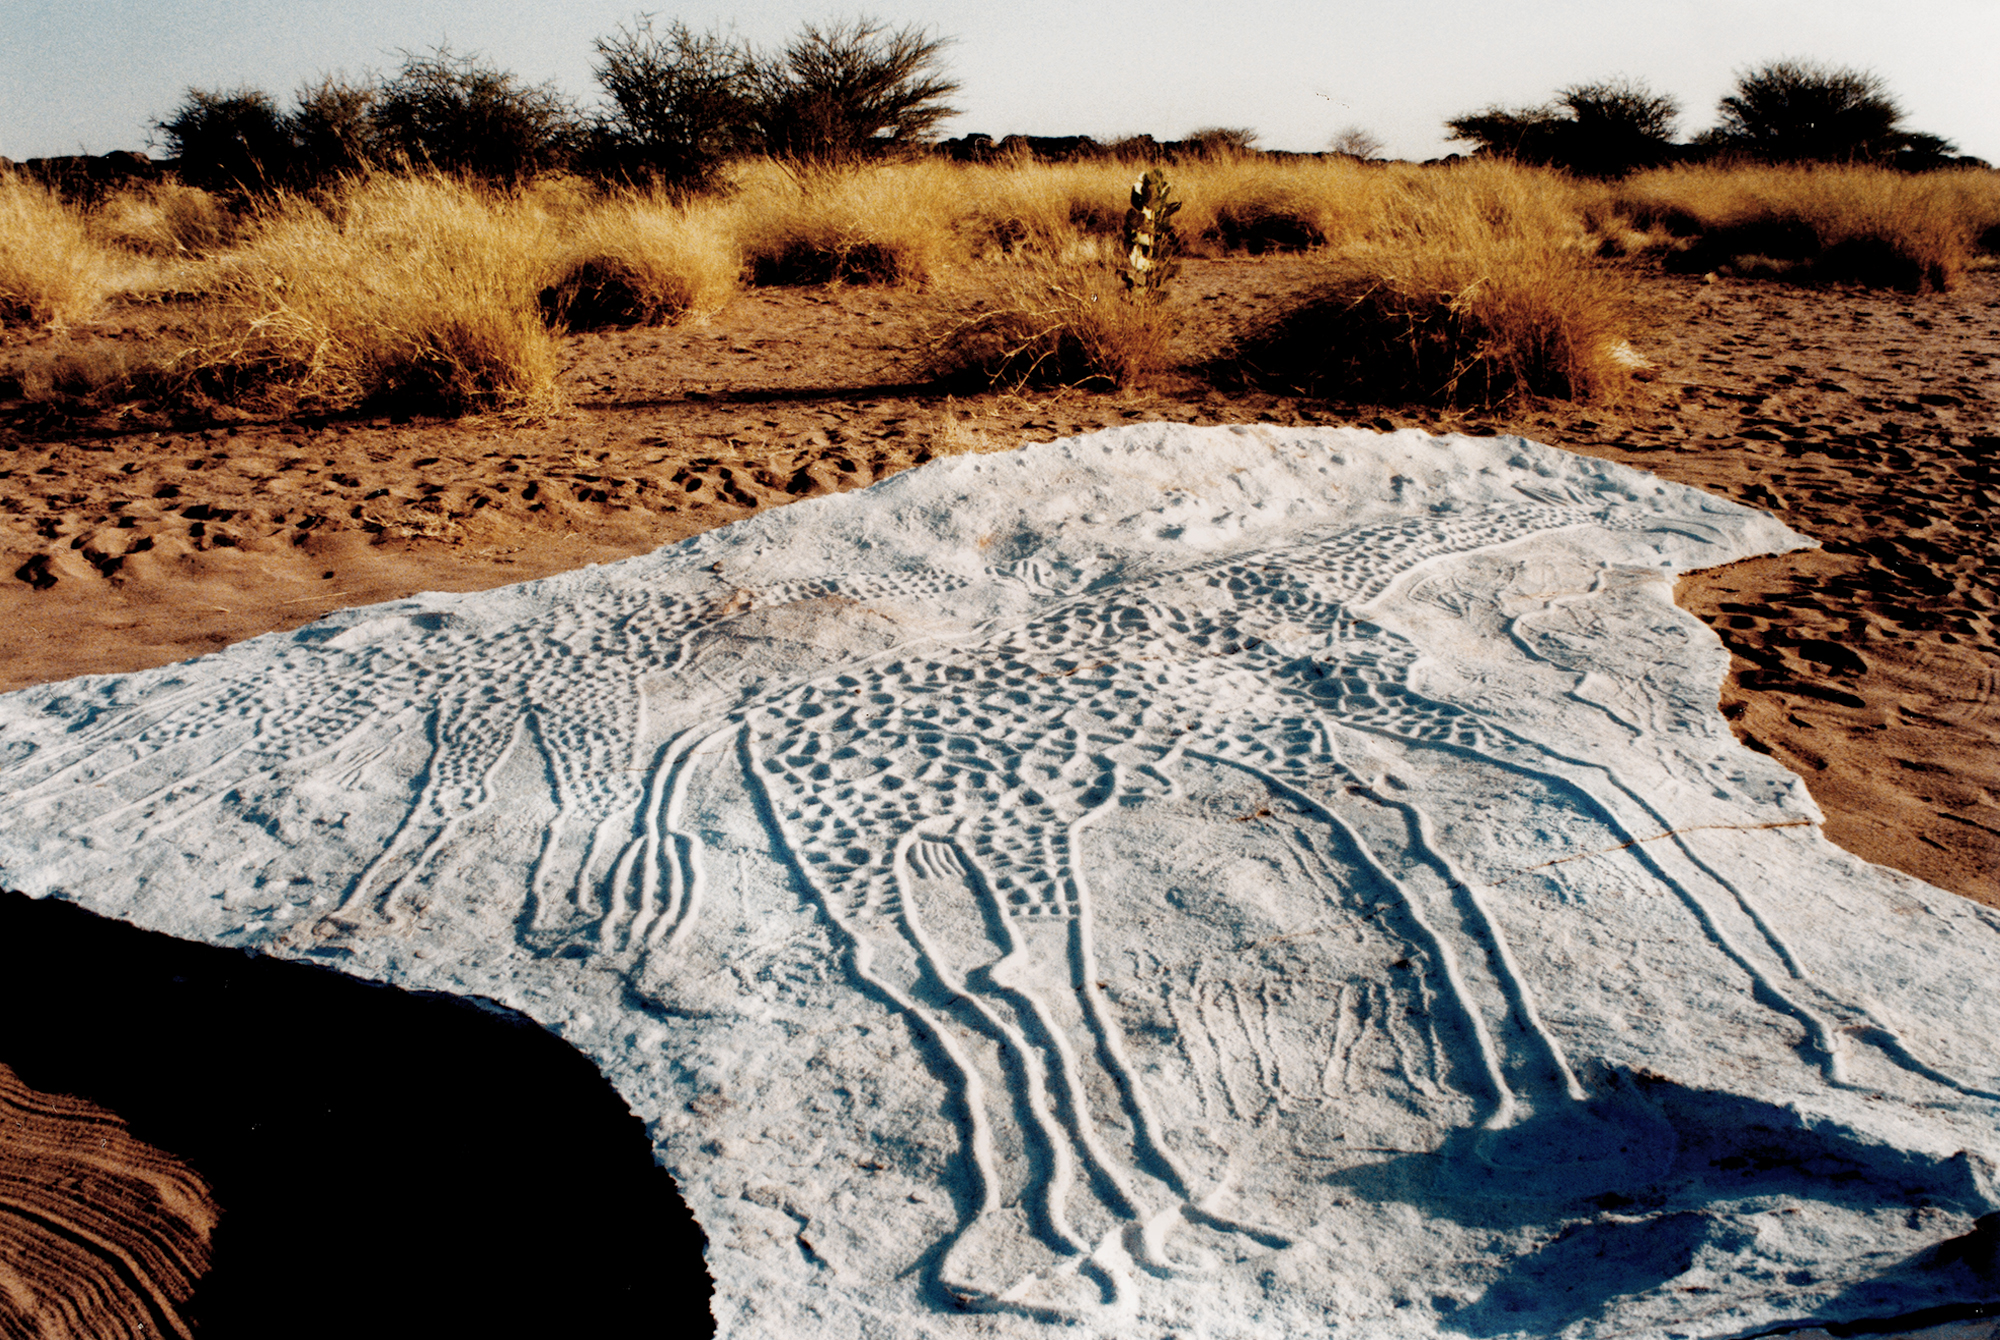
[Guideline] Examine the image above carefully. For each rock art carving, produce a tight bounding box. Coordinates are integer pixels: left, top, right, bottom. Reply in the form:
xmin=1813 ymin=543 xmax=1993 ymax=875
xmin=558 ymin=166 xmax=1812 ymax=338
xmin=3 ymin=425 xmax=1997 ymax=1338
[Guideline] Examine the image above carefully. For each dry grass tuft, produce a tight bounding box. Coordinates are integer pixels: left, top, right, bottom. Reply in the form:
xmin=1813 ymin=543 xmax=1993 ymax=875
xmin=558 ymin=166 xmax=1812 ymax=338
xmin=91 ymin=184 xmax=243 ymax=258
xmin=166 ymin=175 xmax=564 ymax=415
xmin=16 ymin=156 xmax=1985 ymax=420
xmin=733 ymin=160 xmax=962 ymax=285
xmin=948 ymin=161 xmax=1135 ymax=256
xmin=1234 ymin=162 xmax=1635 ymax=404
xmin=0 ymin=174 xmax=121 ymax=326
xmin=541 ymin=194 xmax=741 ymax=329
xmin=926 ymin=255 xmax=1181 ymax=390
xmin=1175 ymin=157 xmax=1388 ymax=256
xmin=916 ymin=398 xmax=1000 ymax=458
xmin=1603 ymin=165 xmax=1997 ymax=290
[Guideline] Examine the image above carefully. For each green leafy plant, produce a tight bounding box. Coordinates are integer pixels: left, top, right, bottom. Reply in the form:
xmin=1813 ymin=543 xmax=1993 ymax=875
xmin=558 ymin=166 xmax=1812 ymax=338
xmin=1121 ymin=168 xmax=1181 ymax=301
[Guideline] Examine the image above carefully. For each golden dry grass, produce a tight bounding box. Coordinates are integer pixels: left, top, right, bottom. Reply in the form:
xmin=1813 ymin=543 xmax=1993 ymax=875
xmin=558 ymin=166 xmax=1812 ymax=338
xmin=927 ymin=258 xmax=1182 ymax=389
xmin=1234 ymin=161 xmax=1636 ymax=404
xmin=166 ymin=174 xmax=565 ymax=415
xmin=0 ymin=173 xmax=122 ymax=326
xmin=729 ymin=159 xmax=964 ymax=285
xmin=15 ymin=156 xmax=1993 ymax=418
xmin=1598 ymin=164 xmax=2000 ymax=290
xmin=541 ymin=192 xmax=742 ymax=329
xmin=89 ymin=183 xmax=242 ymax=258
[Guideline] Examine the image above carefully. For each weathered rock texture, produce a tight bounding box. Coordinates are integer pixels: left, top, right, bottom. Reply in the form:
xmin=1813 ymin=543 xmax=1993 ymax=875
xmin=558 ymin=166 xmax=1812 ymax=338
xmin=1 ymin=425 xmax=1996 ymax=1338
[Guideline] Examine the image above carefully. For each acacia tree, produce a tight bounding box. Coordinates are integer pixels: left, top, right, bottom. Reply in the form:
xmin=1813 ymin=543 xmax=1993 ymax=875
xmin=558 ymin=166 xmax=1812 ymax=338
xmin=1556 ymin=78 xmax=1679 ymax=175
xmin=590 ymin=18 xmax=753 ymax=191
xmin=1446 ymin=77 xmax=1678 ymax=176
xmin=1181 ymin=126 xmax=1259 ymax=159
xmin=1329 ymin=126 xmax=1384 ymax=160
xmin=287 ymin=74 xmax=382 ymax=184
xmin=373 ymin=46 xmax=580 ymax=181
xmin=743 ymin=18 xmax=960 ymax=166
xmin=1444 ymin=105 xmax=1563 ymax=162
xmin=153 ymin=87 xmax=293 ymax=192
xmin=1708 ymin=60 xmax=1948 ymax=163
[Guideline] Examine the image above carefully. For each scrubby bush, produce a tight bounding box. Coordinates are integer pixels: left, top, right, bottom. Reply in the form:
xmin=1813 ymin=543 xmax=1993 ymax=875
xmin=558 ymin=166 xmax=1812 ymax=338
xmin=288 ymin=74 xmax=383 ymax=183
xmin=1447 ymin=78 xmax=1680 ymax=177
xmin=1705 ymin=60 xmax=1935 ymax=165
xmin=1329 ymin=126 xmax=1385 ymax=161
xmin=1180 ymin=127 xmax=1260 ymax=160
xmin=590 ymin=18 xmax=753 ymax=193
xmin=741 ymin=19 xmax=959 ymax=166
xmin=373 ymin=46 xmax=581 ymax=183
xmin=152 ymin=87 xmax=294 ymax=192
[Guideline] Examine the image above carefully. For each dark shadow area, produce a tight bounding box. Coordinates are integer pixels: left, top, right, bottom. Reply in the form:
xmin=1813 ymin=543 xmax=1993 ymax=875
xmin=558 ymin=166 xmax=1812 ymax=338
xmin=1307 ymin=1070 xmax=1998 ymax=1337
xmin=1758 ymin=1214 xmax=2000 ymax=1337
xmin=748 ymin=240 xmax=906 ymax=287
xmin=1327 ymin=1070 xmax=1996 ymax=1231
xmin=0 ymin=889 xmax=712 ymax=1339
xmin=1452 ymin=1211 xmax=1709 ymax=1336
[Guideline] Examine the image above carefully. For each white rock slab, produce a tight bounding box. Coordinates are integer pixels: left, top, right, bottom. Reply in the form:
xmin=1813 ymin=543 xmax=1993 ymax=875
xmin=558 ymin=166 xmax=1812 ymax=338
xmin=2 ymin=425 xmax=1997 ymax=1339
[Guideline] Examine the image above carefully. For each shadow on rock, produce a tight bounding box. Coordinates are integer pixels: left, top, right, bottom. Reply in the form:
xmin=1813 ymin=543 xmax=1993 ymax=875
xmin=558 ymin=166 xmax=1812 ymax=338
xmin=1315 ymin=1069 xmax=1999 ymax=1337
xmin=0 ymin=889 xmax=713 ymax=1340
xmin=1737 ymin=1214 xmax=2000 ymax=1338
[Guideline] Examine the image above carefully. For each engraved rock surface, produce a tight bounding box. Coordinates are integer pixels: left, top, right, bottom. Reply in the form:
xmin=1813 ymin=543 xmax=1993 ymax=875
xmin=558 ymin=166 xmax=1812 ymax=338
xmin=2 ymin=424 xmax=1997 ymax=1338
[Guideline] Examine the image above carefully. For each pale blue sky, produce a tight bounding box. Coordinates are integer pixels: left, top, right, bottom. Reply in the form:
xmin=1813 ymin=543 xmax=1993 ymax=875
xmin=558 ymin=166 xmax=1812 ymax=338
xmin=5 ymin=0 xmax=1996 ymax=164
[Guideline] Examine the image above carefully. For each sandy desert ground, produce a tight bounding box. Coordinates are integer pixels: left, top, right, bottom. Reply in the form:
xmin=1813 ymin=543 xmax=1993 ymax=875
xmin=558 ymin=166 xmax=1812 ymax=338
xmin=0 ymin=255 xmax=1994 ymax=1335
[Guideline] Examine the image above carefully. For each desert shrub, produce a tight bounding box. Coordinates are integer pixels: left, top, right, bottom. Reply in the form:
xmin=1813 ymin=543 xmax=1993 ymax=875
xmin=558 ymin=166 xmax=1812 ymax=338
xmin=288 ymin=75 xmax=383 ymax=183
xmin=541 ymin=195 xmax=740 ymax=327
xmin=589 ymin=18 xmax=754 ymax=193
xmin=165 ymin=175 xmax=562 ymax=414
xmin=0 ymin=174 xmax=118 ymax=325
xmin=926 ymin=257 xmax=1179 ymax=389
xmin=1231 ymin=161 xmax=1634 ymax=403
xmin=1704 ymin=60 xmax=1947 ymax=165
xmin=153 ymin=87 xmax=294 ymax=193
xmin=373 ymin=47 xmax=580 ymax=183
xmin=1180 ymin=127 xmax=1260 ymax=160
xmin=741 ymin=19 xmax=960 ymax=166
xmin=733 ymin=159 xmax=961 ymax=284
xmin=1614 ymin=164 xmax=1985 ymax=289
xmin=1330 ymin=126 xmax=1385 ymax=160
xmin=1448 ymin=78 xmax=1680 ymax=178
